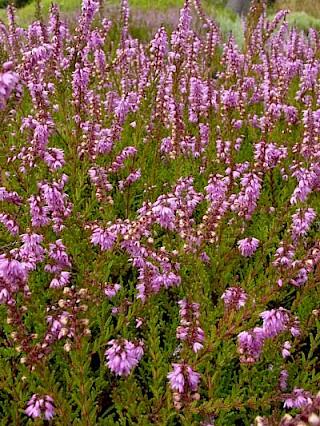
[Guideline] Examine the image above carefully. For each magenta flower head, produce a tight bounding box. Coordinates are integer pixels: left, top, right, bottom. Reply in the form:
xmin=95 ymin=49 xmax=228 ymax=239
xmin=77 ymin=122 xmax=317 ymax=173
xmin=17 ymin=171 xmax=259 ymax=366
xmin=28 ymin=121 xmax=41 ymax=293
xmin=25 ymin=394 xmax=55 ymax=420
xmin=283 ymin=387 xmax=312 ymax=409
xmin=167 ymin=361 xmax=201 ymax=394
xmin=221 ymin=287 xmax=248 ymax=310
xmin=105 ymin=338 xmax=144 ymax=376
xmin=238 ymin=237 xmax=259 ymax=257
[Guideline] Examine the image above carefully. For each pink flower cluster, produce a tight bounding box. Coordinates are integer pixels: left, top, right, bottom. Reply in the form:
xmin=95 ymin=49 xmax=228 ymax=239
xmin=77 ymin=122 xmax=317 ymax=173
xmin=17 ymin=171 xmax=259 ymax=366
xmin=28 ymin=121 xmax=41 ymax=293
xmin=237 ymin=308 xmax=300 ymax=363
xmin=25 ymin=394 xmax=55 ymax=420
xmin=105 ymin=338 xmax=144 ymax=376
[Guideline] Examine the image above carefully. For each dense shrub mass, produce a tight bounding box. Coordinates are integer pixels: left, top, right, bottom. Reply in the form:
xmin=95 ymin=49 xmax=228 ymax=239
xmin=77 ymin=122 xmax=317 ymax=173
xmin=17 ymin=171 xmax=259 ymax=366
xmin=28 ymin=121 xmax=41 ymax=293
xmin=0 ymin=0 xmax=32 ymax=9
xmin=0 ymin=0 xmax=319 ymax=424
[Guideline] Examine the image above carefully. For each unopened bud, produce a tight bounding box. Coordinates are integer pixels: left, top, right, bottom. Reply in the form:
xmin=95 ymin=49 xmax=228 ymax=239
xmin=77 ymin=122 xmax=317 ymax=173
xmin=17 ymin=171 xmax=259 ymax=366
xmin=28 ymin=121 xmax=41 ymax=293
xmin=60 ymin=328 xmax=68 ymax=336
xmin=255 ymin=417 xmax=267 ymax=426
xmin=60 ymin=317 xmax=68 ymax=326
xmin=58 ymin=299 xmax=66 ymax=308
xmin=64 ymin=342 xmax=72 ymax=352
xmin=308 ymin=413 xmax=320 ymax=426
xmin=78 ymin=288 xmax=88 ymax=297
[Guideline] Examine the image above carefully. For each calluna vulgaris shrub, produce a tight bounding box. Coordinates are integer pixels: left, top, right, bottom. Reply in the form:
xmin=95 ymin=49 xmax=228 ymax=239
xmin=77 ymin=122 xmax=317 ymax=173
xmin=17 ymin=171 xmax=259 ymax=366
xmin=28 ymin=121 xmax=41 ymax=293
xmin=0 ymin=0 xmax=319 ymax=424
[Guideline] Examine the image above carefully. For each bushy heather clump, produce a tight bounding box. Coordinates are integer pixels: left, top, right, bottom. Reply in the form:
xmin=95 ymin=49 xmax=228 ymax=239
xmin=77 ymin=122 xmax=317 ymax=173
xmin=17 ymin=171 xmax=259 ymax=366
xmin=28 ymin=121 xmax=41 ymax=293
xmin=0 ymin=0 xmax=319 ymax=424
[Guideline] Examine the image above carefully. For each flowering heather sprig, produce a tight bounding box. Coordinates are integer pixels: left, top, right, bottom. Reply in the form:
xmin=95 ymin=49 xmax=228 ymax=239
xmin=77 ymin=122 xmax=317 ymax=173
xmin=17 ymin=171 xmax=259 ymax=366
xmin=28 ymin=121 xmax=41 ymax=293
xmin=110 ymin=146 xmax=137 ymax=173
xmin=282 ymin=341 xmax=291 ymax=358
xmin=273 ymin=242 xmax=295 ymax=269
xmin=25 ymin=394 xmax=55 ymax=420
xmin=44 ymin=239 xmax=71 ymax=288
xmin=118 ymin=168 xmax=141 ymax=192
xmin=237 ymin=237 xmax=259 ymax=257
xmin=167 ymin=360 xmax=201 ymax=394
xmin=290 ymin=163 xmax=320 ymax=205
xmin=89 ymin=166 xmax=113 ymax=202
xmin=150 ymin=26 xmax=168 ymax=74
xmin=43 ymin=148 xmax=65 ymax=171
xmin=221 ymin=287 xmax=248 ymax=310
xmin=90 ymin=226 xmax=118 ymax=251
xmin=105 ymin=338 xmax=144 ymax=376
xmin=11 ymin=232 xmax=44 ymax=271
xmin=237 ymin=308 xmax=300 ymax=363
xmin=37 ymin=174 xmax=73 ymax=232
xmin=280 ymin=369 xmax=288 ymax=391
xmin=104 ymin=283 xmax=121 ymax=298
xmin=230 ymin=173 xmax=262 ymax=221
xmin=28 ymin=195 xmax=50 ymax=228
xmin=0 ymin=256 xmax=28 ymax=305
xmin=0 ymin=64 xmax=19 ymax=110
xmin=254 ymin=141 xmax=288 ymax=171
xmin=0 ymin=212 xmax=19 ymax=235
xmin=237 ymin=329 xmax=265 ymax=364
xmin=0 ymin=187 xmax=23 ymax=205
xmin=291 ymin=207 xmax=316 ymax=243
xmin=176 ymin=299 xmax=204 ymax=353
xmin=283 ymin=387 xmax=312 ymax=409
xmin=259 ymin=308 xmax=300 ymax=339
xmin=46 ymin=310 xmax=74 ymax=340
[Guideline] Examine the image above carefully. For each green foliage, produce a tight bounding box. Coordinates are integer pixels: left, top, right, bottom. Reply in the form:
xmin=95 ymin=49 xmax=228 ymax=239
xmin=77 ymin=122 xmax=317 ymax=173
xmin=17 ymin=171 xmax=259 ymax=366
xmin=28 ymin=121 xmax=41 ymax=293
xmin=286 ymin=11 xmax=320 ymax=32
xmin=0 ymin=0 xmax=32 ymax=8
xmin=0 ymin=1 xmax=319 ymax=425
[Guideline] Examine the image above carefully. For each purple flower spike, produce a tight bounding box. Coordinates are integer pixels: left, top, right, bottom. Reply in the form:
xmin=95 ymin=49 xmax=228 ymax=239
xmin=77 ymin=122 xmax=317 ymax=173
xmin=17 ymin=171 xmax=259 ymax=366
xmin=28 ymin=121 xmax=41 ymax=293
xmin=283 ymin=387 xmax=311 ymax=409
xmin=238 ymin=237 xmax=259 ymax=257
xmin=167 ymin=361 xmax=201 ymax=394
xmin=221 ymin=287 xmax=248 ymax=310
xmin=25 ymin=394 xmax=55 ymax=420
xmin=105 ymin=338 xmax=144 ymax=376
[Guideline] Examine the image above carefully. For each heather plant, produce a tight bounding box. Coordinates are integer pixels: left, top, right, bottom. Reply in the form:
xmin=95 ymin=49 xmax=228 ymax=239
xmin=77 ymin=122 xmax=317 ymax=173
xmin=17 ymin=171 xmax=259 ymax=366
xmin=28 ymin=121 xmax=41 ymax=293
xmin=0 ymin=0 xmax=319 ymax=425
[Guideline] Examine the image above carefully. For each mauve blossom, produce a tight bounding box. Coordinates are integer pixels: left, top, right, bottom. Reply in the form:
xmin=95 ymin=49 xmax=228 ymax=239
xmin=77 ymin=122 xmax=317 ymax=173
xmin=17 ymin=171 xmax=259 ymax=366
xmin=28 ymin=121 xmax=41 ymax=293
xmin=0 ymin=187 xmax=22 ymax=205
xmin=280 ymin=369 xmax=288 ymax=390
xmin=44 ymin=148 xmax=65 ymax=170
xmin=237 ymin=237 xmax=259 ymax=257
xmin=237 ymin=330 xmax=264 ymax=363
xmin=283 ymin=387 xmax=311 ymax=409
xmin=49 ymin=271 xmax=71 ymax=288
xmin=260 ymin=308 xmax=300 ymax=338
xmin=221 ymin=287 xmax=248 ymax=310
xmin=282 ymin=341 xmax=291 ymax=358
xmin=176 ymin=299 xmax=204 ymax=353
xmin=0 ymin=69 xmax=19 ymax=110
xmin=104 ymin=283 xmax=121 ymax=298
xmin=25 ymin=394 xmax=55 ymax=420
xmin=12 ymin=232 xmax=44 ymax=271
xmin=90 ymin=227 xmax=118 ymax=251
xmin=291 ymin=207 xmax=316 ymax=243
xmin=167 ymin=361 xmax=201 ymax=393
xmin=273 ymin=242 xmax=295 ymax=269
xmin=46 ymin=311 xmax=73 ymax=340
xmin=151 ymin=199 xmax=177 ymax=230
xmin=105 ymin=339 xmax=143 ymax=376
xmin=0 ymin=213 xmax=19 ymax=235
